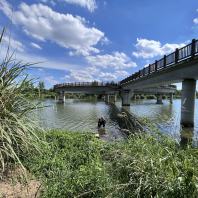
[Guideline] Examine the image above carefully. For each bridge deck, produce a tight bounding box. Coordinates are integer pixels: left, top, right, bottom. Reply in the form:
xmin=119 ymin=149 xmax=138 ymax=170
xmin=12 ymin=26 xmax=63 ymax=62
xmin=121 ymin=39 xmax=198 ymax=88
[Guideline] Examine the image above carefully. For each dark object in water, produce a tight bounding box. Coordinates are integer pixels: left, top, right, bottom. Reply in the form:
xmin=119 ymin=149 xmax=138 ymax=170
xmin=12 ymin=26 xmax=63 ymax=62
xmin=98 ymin=117 xmax=106 ymax=128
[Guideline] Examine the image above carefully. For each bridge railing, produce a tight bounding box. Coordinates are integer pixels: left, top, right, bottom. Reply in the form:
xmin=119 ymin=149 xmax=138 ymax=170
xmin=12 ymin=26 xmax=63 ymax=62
xmin=54 ymin=81 xmax=119 ymax=89
xmin=121 ymin=39 xmax=198 ymax=85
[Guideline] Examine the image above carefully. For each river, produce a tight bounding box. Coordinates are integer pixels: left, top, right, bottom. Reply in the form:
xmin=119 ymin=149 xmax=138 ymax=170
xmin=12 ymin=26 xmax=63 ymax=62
xmin=35 ymin=99 xmax=198 ymax=144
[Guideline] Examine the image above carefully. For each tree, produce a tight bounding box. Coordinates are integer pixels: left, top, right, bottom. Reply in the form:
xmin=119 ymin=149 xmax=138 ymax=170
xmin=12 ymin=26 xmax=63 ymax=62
xmin=38 ymin=81 xmax=45 ymax=98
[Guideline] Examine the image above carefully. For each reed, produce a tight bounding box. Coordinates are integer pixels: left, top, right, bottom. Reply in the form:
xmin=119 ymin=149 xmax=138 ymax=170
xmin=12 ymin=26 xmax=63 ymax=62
xmin=0 ymin=29 xmax=40 ymax=176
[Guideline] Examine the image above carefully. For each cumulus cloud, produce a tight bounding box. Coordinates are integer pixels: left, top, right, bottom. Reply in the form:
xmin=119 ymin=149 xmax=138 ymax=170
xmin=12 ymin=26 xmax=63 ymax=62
xmin=44 ymin=75 xmax=59 ymax=86
xmin=132 ymin=38 xmax=186 ymax=59
xmin=193 ymin=18 xmax=198 ymax=24
xmin=86 ymin=52 xmax=137 ymax=70
xmin=193 ymin=9 xmax=198 ymax=24
xmin=63 ymin=0 xmax=97 ymax=12
xmin=2 ymin=35 xmax=25 ymax=52
xmin=64 ymin=66 xmax=129 ymax=82
xmin=31 ymin=42 xmax=42 ymax=50
xmin=0 ymin=1 xmax=105 ymax=56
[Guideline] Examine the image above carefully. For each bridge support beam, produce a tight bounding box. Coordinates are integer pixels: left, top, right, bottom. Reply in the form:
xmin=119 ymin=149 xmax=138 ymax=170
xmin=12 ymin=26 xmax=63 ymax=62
xmin=121 ymin=90 xmax=133 ymax=106
xmin=110 ymin=94 xmax=117 ymax=103
xmin=181 ymin=79 xmax=196 ymax=127
xmin=170 ymin=93 xmax=173 ymax=104
xmin=156 ymin=94 xmax=163 ymax=104
xmin=57 ymin=91 xmax=65 ymax=103
xmin=105 ymin=94 xmax=117 ymax=104
xmin=104 ymin=94 xmax=110 ymax=103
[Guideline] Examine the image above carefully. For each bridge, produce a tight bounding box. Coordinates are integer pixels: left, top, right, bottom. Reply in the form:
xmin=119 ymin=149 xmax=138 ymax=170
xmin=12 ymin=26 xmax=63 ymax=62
xmin=54 ymin=39 xmax=198 ymax=128
xmin=54 ymin=82 xmax=176 ymax=105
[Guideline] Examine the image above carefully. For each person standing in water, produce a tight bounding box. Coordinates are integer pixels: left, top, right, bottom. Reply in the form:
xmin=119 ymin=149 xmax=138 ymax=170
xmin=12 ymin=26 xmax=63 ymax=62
xmin=98 ymin=118 xmax=102 ymax=128
xmin=98 ymin=117 xmax=106 ymax=128
xmin=101 ymin=117 xmax=106 ymax=127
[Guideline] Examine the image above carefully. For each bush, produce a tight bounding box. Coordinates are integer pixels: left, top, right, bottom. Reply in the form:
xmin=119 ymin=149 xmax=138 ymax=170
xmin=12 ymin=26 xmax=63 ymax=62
xmin=0 ymin=29 xmax=40 ymax=176
xmin=25 ymin=130 xmax=198 ymax=198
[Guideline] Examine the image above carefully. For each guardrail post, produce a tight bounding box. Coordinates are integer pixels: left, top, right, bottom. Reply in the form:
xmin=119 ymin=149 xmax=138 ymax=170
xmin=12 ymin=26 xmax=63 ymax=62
xmin=175 ymin=48 xmax=179 ymax=63
xmin=191 ymin=39 xmax=196 ymax=58
xmin=155 ymin=60 xmax=158 ymax=71
xmin=163 ymin=55 xmax=166 ymax=67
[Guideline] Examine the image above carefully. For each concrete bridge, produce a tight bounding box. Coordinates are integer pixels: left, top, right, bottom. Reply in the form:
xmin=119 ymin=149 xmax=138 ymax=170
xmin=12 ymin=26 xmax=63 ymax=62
xmin=54 ymin=82 xmax=176 ymax=105
xmin=54 ymin=39 xmax=198 ymax=127
xmin=120 ymin=39 xmax=198 ymax=127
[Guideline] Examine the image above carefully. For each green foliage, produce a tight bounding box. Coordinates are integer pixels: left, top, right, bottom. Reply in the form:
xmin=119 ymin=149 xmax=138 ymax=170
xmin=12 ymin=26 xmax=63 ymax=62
xmin=25 ymin=130 xmax=198 ymax=198
xmin=38 ymin=81 xmax=45 ymax=91
xmin=0 ymin=29 xmax=40 ymax=176
xmin=25 ymin=131 xmax=111 ymax=197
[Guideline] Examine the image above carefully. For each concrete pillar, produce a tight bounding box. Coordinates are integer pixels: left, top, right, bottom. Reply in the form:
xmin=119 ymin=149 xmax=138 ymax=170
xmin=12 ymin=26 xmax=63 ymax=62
xmin=114 ymin=94 xmax=117 ymax=103
xmin=181 ymin=79 xmax=196 ymax=127
xmin=121 ymin=90 xmax=132 ymax=106
xmin=156 ymin=94 xmax=163 ymax=104
xmin=58 ymin=91 xmax=65 ymax=103
xmin=105 ymin=94 xmax=110 ymax=103
xmin=170 ymin=93 xmax=173 ymax=104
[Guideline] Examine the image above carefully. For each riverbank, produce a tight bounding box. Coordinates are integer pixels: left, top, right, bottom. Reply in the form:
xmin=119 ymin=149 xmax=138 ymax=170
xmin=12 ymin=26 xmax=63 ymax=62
xmin=20 ymin=129 xmax=198 ymax=197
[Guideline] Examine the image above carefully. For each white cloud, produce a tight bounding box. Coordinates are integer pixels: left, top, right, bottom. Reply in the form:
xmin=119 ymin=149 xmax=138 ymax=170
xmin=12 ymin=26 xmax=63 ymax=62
xmin=64 ymin=66 xmax=129 ymax=82
xmin=86 ymin=52 xmax=137 ymax=70
xmin=132 ymin=38 xmax=186 ymax=59
xmin=193 ymin=18 xmax=198 ymax=24
xmin=98 ymin=70 xmax=129 ymax=81
xmin=31 ymin=42 xmax=42 ymax=50
xmin=63 ymin=0 xmax=97 ymax=12
xmin=0 ymin=0 xmax=12 ymax=17
xmin=0 ymin=1 xmax=105 ymax=56
xmin=2 ymin=35 xmax=25 ymax=52
xmin=193 ymin=9 xmax=198 ymax=24
xmin=44 ymin=75 xmax=59 ymax=86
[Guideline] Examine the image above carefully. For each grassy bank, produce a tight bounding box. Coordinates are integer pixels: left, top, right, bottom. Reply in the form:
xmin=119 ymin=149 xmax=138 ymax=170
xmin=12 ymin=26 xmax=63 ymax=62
xmin=23 ymin=130 xmax=198 ymax=198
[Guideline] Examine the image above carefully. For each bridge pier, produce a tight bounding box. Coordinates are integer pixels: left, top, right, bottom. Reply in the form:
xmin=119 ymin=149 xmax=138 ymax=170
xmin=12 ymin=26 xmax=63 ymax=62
xmin=105 ymin=94 xmax=117 ymax=104
xmin=121 ymin=90 xmax=132 ymax=106
xmin=57 ymin=91 xmax=65 ymax=103
xmin=104 ymin=94 xmax=110 ymax=103
xmin=169 ymin=93 xmax=173 ymax=104
xmin=181 ymin=79 xmax=196 ymax=127
xmin=156 ymin=94 xmax=163 ymax=104
xmin=111 ymin=94 xmax=117 ymax=103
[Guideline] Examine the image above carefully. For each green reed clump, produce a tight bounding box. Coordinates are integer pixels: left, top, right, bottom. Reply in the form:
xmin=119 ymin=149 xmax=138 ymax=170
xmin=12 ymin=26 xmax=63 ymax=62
xmin=0 ymin=29 xmax=40 ymax=176
xmin=25 ymin=130 xmax=198 ymax=198
xmin=25 ymin=130 xmax=111 ymax=197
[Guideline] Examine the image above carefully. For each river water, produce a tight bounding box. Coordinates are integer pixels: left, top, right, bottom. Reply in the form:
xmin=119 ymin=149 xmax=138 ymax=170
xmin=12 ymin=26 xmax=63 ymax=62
xmin=35 ymin=99 xmax=198 ymax=144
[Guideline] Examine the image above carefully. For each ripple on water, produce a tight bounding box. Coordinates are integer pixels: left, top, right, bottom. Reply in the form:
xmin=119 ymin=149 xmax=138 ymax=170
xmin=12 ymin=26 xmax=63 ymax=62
xmin=35 ymin=99 xmax=198 ymax=144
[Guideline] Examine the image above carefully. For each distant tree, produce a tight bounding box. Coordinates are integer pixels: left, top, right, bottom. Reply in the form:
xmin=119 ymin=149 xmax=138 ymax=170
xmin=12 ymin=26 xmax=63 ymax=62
xmin=91 ymin=81 xmax=98 ymax=86
xmin=38 ymin=81 xmax=45 ymax=91
xmin=38 ymin=81 xmax=45 ymax=98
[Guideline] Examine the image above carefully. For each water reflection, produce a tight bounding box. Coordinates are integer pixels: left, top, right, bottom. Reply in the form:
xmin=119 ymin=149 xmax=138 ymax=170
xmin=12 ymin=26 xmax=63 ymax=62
xmin=35 ymin=99 xmax=198 ymax=144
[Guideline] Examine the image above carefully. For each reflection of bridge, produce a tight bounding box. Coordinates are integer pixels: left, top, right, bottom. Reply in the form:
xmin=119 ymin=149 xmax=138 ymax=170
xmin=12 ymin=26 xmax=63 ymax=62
xmin=54 ymin=39 xmax=198 ymax=127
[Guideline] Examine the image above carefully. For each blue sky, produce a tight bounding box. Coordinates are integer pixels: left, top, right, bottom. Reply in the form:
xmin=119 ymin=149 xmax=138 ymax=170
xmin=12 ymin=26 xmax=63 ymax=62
xmin=0 ymin=0 xmax=198 ymax=89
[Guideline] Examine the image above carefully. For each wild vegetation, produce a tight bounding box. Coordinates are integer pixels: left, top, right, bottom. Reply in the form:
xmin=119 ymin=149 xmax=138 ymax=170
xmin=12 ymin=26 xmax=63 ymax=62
xmin=24 ymin=130 xmax=198 ymax=198
xmin=1 ymin=28 xmax=198 ymax=198
xmin=0 ymin=29 xmax=41 ymax=177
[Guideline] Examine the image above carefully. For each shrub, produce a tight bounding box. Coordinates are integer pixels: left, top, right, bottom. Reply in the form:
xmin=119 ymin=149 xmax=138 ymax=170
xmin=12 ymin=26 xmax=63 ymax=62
xmin=25 ymin=130 xmax=198 ymax=198
xmin=0 ymin=29 xmax=40 ymax=176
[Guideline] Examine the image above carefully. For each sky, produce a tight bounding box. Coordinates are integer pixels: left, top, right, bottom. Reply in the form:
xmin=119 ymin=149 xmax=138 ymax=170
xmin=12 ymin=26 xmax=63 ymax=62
xmin=0 ymin=0 xmax=198 ymax=89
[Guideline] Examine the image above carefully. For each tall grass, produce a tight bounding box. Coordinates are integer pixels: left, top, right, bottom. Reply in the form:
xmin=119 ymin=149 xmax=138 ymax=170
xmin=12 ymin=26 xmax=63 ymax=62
xmin=25 ymin=130 xmax=198 ymax=197
xmin=0 ymin=29 xmax=40 ymax=176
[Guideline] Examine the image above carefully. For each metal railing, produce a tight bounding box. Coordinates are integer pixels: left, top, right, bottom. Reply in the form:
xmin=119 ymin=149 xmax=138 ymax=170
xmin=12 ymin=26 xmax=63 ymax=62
xmin=54 ymin=81 xmax=119 ymax=89
xmin=120 ymin=39 xmax=198 ymax=85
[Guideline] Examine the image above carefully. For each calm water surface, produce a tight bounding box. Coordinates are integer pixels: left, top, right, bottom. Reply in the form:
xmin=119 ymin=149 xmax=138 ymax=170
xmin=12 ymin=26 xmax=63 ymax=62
xmin=35 ymin=99 xmax=198 ymax=144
